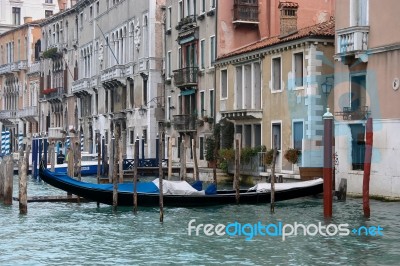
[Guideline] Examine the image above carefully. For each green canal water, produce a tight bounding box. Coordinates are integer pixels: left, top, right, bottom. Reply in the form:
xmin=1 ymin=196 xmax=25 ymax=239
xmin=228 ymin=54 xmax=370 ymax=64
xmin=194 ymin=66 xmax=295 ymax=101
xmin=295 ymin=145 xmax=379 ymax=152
xmin=1 ymin=176 xmax=399 ymax=265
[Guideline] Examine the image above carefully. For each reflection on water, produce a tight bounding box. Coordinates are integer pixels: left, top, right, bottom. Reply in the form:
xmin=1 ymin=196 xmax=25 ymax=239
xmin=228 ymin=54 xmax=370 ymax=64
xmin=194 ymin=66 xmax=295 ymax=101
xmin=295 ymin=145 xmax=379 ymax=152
xmin=0 ymin=176 xmax=399 ymax=265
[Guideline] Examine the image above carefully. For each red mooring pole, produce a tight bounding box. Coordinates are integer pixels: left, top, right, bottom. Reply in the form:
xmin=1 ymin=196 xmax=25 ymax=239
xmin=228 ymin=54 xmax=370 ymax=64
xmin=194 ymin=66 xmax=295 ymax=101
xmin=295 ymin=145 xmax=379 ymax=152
xmin=363 ymin=118 xmax=373 ymax=218
xmin=323 ymin=108 xmax=333 ymax=218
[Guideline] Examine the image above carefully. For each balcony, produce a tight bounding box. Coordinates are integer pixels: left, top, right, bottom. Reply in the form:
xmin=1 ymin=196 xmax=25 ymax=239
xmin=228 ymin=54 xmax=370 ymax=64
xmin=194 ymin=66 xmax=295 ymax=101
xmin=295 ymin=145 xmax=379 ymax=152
xmin=173 ymin=114 xmax=197 ymax=132
xmin=18 ymin=60 xmax=28 ymax=70
xmin=335 ymin=106 xmax=370 ymax=121
xmin=176 ymin=15 xmax=199 ymax=45
xmin=176 ymin=15 xmax=197 ymax=32
xmin=28 ymin=61 xmax=41 ymax=74
xmin=0 ymin=64 xmax=11 ymax=75
xmin=18 ymin=107 xmax=38 ymax=122
xmin=336 ymin=26 xmax=369 ymax=60
xmin=40 ymin=87 xmax=65 ymax=103
xmin=220 ymin=109 xmax=263 ymax=120
xmin=173 ymin=67 xmax=198 ymax=88
xmin=101 ymin=65 xmax=125 ymax=88
xmin=0 ymin=110 xmax=17 ymax=124
xmin=48 ymin=127 xmax=66 ymax=140
xmin=10 ymin=62 xmax=18 ymax=72
xmin=72 ymin=78 xmax=90 ymax=96
xmin=233 ymin=0 xmax=259 ymax=25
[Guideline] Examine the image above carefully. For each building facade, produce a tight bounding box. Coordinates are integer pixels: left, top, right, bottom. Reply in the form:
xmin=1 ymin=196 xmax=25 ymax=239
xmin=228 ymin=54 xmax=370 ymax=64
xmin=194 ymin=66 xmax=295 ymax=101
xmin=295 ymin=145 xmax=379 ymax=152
xmin=334 ymin=0 xmax=400 ymax=198
xmin=215 ymin=1 xmax=335 ymax=176
xmin=164 ymin=0 xmax=217 ymax=167
xmin=0 ymin=0 xmax=67 ymax=34
xmin=70 ymin=0 xmax=165 ymax=159
xmin=0 ymin=20 xmax=42 ymax=153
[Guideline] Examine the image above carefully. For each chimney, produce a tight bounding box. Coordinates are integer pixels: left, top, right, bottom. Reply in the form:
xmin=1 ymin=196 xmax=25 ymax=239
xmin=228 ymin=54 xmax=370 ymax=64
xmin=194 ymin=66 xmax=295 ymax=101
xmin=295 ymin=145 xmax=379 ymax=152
xmin=279 ymin=2 xmax=299 ymax=36
xmin=24 ymin=17 xmax=33 ymax=24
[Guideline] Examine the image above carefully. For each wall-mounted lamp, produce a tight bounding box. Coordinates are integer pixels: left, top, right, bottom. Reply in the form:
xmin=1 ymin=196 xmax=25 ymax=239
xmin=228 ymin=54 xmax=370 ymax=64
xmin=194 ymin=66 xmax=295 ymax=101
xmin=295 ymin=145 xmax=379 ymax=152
xmin=321 ymin=76 xmax=334 ymax=99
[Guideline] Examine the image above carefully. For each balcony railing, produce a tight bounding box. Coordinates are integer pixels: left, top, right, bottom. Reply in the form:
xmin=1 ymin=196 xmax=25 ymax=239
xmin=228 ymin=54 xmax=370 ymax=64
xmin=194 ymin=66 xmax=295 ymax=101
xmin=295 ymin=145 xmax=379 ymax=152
xmin=335 ymin=106 xmax=370 ymax=120
xmin=10 ymin=62 xmax=18 ymax=72
xmin=40 ymin=87 xmax=65 ymax=102
xmin=176 ymin=15 xmax=197 ymax=31
xmin=0 ymin=110 xmax=18 ymax=119
xmin=72 ymin=78 xmax=89 ymax=93
xmin=233 ymin=0 xmax=259 ymax=24
xmin=18 ymin=106 xmax=38 ymax=118
xmin=173 ymin=114 xmax=197 ymax=132
xmin=18 ymin=60 xmax=28 ymax=70
xmin=101 ymin=65 xmax=124 ymax=83
xmin=337 ymin=26 xmax=369 ymax=54
xmin=48 ymin=127 xmax=66 ymax=139
xmin=0 ymin=64 xmax=11 ymax=75
xmin=173 ymin=67 xmax=198 ymax=87
xmin=28 ymin=61 xmax=41 ymax=74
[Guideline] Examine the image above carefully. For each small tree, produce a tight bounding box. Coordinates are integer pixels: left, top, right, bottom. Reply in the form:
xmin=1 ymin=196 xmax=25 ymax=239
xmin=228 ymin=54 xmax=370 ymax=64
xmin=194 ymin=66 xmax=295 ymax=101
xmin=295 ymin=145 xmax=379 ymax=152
xmin=284 ymin=148 xmax=301 ymax=164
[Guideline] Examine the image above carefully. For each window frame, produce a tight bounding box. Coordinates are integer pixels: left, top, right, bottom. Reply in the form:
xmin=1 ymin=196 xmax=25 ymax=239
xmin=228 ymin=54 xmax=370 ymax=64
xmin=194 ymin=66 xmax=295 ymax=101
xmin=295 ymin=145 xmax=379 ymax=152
xmin=271 ymin=56 xmax=282 ymax=92
xmin=220 ymin=69 xmax=228 ymax=100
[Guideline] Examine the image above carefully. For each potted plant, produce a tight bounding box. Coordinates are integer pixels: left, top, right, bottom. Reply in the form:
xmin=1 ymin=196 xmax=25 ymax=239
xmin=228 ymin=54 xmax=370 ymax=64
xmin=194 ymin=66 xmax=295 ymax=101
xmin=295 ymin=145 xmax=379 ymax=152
xmin=205 ymin=137 xmax=216 ymax=167
xmin=284 ymin=148 xmax=301 ymax=164
xmin=264 ymin=149 xmax=279 ymax=166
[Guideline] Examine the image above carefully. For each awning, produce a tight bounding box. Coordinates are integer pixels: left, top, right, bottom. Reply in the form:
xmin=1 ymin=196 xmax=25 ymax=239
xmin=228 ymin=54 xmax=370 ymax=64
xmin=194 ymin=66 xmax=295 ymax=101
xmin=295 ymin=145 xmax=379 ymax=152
xmin=179 ymin=36 xmax=195 ymax=45
xmin=180 ymin=89 xmax=196 ymax=96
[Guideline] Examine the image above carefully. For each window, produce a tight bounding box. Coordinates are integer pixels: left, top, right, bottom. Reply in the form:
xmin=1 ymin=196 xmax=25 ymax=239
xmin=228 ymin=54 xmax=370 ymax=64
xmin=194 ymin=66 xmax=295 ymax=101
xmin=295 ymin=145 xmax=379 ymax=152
xmin=272 ymin=123 xmax=281 ymax=150
xmin=200 ymin=39 xmax=205 ymax=69
xmin=167 ymin=96 xmax=171 ymax=120
xmin=90 ymin=6 xmax=93 ymax=19
xmin=200 ymin=0 xmax=206 ymax=13
xmin=209 ymin=89 xmax=214 ymax=117
xmin=235 ymin=62 xmax=261 ymax=110
xmin=45 ymin=0 xmax=53 ymax=3
xmin=272 ymin=57 xmax=282 ymax=91
xmin=210 ymin=0 xmax=216 ymax=9
xmin=221 ymin=70 xmax=227 ymax=99
xmin=351 ymin=0 xmax=369 ymax=26
xmin=200 ymin=91 xmax=205 ymax=117
xmin=167 ymin=7 xmax=172 ymax=29
xmin=142 ymin=129 xmax=147 ymax=145
xmin=350 ymin=124 xmax=365 ymax=170
xmin=129 ymin=78 xmax=134 ymax=108
xmin=167 ymin=51 xmax=171 ymax=78
xmin=199 ymin=137 xmax=204 ymax=160
xmin=350 ymin=74 xmax=366 ymax=111
xmin=96 ymin=2 xmax=100 ymax=15
xmin=80 ymin=13 xmax=84 ymax=28
xmin=178 ymin=47 xmax=182 ymax=68
xmin=294 ymin=52 xmax=303 ymax=87
xmin=210 ymin=36 xmax=215 ymax=66
xmin=44 ymin=10 xmax=53 ymax=18
xmin=129 ymin=129 xmax=135 ymax=145
xmin=178 ymin=1 xmax=183 ymax=21
xmin=293 ymin=121 xmax=303 ymax=151
xmin=12 ymin=7 xmax=21 ymax=25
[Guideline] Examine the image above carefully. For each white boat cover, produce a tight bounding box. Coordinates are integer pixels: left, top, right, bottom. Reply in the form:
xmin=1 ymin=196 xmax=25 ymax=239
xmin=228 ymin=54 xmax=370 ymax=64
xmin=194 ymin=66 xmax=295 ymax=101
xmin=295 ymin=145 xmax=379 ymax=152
xmin=152 ymin=179 xmax=205 ymax=195
xmin=248 ymin=178 xmax=323 ymax=193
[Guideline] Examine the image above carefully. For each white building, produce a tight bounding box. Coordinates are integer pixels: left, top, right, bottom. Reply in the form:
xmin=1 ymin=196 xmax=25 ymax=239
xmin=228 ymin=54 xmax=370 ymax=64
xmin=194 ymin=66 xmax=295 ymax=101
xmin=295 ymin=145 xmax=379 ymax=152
xmin=0 ymin=0 xmax=75 ymax=34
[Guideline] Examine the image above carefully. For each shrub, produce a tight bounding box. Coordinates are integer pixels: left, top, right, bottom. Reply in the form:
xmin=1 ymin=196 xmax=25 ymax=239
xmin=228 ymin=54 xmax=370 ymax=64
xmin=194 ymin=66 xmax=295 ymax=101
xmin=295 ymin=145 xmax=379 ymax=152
xmin=284 ymin=148 xmax=301 ymax=164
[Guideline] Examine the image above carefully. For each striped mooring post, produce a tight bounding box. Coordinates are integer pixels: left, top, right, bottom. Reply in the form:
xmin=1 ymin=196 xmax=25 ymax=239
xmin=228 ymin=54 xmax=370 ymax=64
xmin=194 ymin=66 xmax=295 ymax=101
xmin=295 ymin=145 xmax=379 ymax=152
xmin=1 ymin=131 xmax=10 ymax=155
xmin=18 ymin=133 xmax=23 ymax=151
xmin=66 ymin=136 xmax=70 ymax=149
xmin=1 ymin=131 xmax=11 ymax=155
xmin=80 ymin=134 xmax=84 ymax=152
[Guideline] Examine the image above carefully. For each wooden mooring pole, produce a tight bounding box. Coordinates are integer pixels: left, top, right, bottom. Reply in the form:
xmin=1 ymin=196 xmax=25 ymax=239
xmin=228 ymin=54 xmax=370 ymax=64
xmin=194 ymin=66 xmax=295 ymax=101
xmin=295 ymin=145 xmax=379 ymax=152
xmin=270 ymin=148 xmax=277 ymax=213
xmin=363 ymin=117 xmax=373 ymax=218
xmin=234 ymin=134 xmax=241 ymax=204
xmin=0 ymin=159 xmax=4 ymax=201
xmin=133 ymin=136 xmax=139 ymax=214
xmin=167 ymin=138 xmax=172 ymax=180
xmin=180 ymin=139 xmax=186 ymax=181
xmin=96 ymin=132 xmax=101 ymax=207
xmin=19 ymin=153 xmax=28 ymax=214
xmin=323 ymin=108 xmax=334 ymax=218
xmin=4 ymin=156 xmax=14 ymax=205
xmin=159 ymin=127 xmax=164 ymax=222
xmin=192 ymin=138 xmax=199 ymax=181
xmin=112 ymin=126 xmax=120 ymax=211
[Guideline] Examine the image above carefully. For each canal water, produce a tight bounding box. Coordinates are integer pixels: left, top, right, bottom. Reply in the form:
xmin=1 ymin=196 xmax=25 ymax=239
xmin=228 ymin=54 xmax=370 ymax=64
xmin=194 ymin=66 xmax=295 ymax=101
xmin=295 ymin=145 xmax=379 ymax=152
xmin=1 ymin=176 xmax=399 ymax=265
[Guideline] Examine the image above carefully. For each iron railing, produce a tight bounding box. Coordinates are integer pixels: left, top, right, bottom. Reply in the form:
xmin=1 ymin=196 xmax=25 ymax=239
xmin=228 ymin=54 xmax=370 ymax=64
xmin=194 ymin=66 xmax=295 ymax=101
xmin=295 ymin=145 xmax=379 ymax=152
xmin=173 ymin=66 xmax=198 ymax=87
xmin=233 ymin=0 xmax=259 ymax=23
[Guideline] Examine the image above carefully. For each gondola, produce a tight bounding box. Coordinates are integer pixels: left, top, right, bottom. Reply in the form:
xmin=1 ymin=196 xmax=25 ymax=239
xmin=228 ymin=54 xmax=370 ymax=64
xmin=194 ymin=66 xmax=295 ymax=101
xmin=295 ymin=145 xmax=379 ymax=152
xmin=39 ymin=162 xmax=323 ymax=207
